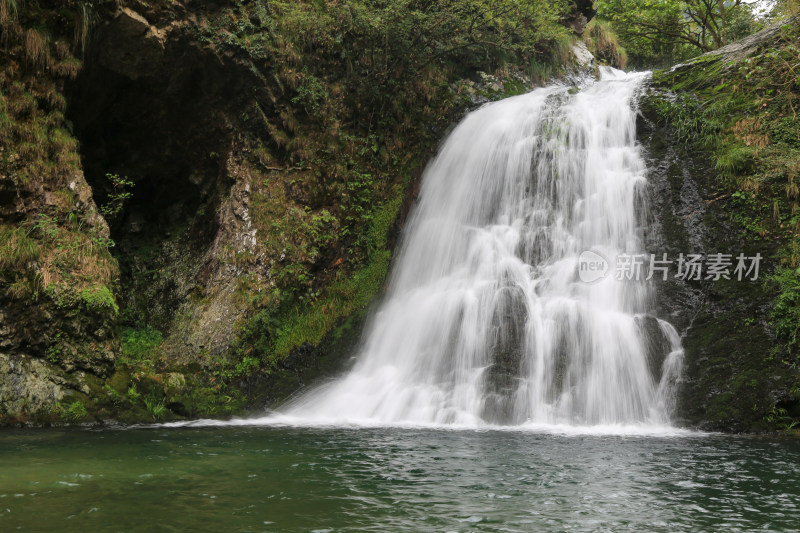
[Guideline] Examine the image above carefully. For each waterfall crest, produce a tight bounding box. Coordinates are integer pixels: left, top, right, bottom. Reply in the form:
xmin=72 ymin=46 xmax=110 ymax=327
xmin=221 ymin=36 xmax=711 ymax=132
xmin=281 ymin=68 xmax=683 ymax=428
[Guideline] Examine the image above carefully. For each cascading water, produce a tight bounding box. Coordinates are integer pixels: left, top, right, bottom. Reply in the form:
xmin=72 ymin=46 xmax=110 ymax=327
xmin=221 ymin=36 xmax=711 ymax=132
xmin=280 ymin=67 xmax=683 ymax=428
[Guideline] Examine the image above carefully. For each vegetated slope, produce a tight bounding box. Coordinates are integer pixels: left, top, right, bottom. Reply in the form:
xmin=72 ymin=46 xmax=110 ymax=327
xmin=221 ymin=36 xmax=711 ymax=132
xmin=642 ymin=15 xmax=800 ymax=432
xmin=1 ymin=0 xmax=593 ymax=424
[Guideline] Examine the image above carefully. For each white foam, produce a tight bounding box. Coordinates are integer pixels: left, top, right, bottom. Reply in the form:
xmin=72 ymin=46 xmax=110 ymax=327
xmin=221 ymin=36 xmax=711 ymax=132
xmin=159 ymin=414 xmax=704 ymax=438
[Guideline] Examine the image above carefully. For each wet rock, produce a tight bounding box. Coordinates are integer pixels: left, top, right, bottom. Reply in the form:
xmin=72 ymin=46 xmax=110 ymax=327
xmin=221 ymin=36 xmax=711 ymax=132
xmin=572 ymin=41 xmax=595 ymax=69
xmin=567 ymin=0 xmax=597 ymax=35
xmin=639 ymin=85 xmax=799 ymax=432
xmin=482 ymin=286 xmax=527 ymax=424
xmin=0 ymin=353 xmax=66 ymax=421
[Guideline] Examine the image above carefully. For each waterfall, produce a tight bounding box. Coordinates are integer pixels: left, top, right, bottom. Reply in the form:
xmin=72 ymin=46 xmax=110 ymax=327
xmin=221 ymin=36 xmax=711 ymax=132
xmin=280 ymin=67 xmax=683 ymax=428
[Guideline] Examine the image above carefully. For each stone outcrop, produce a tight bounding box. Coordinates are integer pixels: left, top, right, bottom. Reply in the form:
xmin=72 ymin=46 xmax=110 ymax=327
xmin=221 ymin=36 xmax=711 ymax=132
xmin=2 ymin=1 xmax=562 ymax=424
xmin=640 ymin=15 xmax=800 ymax=431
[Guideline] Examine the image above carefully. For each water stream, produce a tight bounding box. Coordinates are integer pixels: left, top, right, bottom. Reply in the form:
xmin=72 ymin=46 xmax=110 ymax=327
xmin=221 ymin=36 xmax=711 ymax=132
xmin=3 ymin=71 xmax=797 ymax=533
xmin=280 ymin=68 xmax=682 ymax=428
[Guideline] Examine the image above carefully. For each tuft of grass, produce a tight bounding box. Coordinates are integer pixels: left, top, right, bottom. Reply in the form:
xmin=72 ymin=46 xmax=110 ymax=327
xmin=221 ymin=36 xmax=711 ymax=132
xmin=74 ymin=1 xmax=94 ymax=53
xmin=715 ymin=145 xmax=756 ymax=181
xmin=0 ymin=226 xmax=40 ymax=268
xmin=549 ymin=34 xmax=576 ymax=66
xmin=0 ymin=0 xmax=19 ymax=29
xmin=24 ymin=28 xmax=50 ymax=68
xmin=584 ymin=19 xmax=627 ymax=70
xmin=528 ymin=59 xmax=553 ymax=85
xmin=143 ymin=394 xmax=167 ymax=420
xmin=60 ymin=400 xmax=88 ymax=422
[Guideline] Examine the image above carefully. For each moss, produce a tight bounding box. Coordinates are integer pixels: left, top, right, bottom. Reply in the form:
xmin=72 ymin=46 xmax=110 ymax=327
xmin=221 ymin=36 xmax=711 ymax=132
xmin=80 ymin=285 xmax=119 ymax=314
xmin=121 ymin=327 xmax=164 ymax=364
xmin=244 ymin=184 xmax=404 ymax=369
xmin=642 ymin=24 xmax=800 ymax=430
xmin=270 ymin=249 xmax=391 ymax=362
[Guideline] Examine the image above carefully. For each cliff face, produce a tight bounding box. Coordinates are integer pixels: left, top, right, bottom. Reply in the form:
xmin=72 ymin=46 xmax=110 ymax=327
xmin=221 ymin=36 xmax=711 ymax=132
xmin=0 ymin=2 xmax=118 ymax=422
xmin=642 ymin=16 xmax=800 ymax=432
xmin=8 ymin=1 xmax=795 ymax=432
xmin=1 ymin=0 xmax=585 ymax=424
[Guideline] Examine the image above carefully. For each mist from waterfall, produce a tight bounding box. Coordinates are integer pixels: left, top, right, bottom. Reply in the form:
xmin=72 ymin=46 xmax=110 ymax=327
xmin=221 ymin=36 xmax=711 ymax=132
xmin=278 ymin=67 xmax=683 ymax=429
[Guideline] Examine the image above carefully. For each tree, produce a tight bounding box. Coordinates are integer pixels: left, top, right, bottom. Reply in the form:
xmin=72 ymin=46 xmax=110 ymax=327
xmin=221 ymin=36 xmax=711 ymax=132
xmin=597 ymin=0 xmax=758 ymax=65
xmin=765 ymin=0 xmax=800 ymax=21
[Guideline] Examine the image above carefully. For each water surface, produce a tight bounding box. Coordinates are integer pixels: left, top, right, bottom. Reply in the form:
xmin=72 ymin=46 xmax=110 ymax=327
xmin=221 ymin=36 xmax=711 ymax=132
xmin=1 ymin=426 xmax=798 ymax=532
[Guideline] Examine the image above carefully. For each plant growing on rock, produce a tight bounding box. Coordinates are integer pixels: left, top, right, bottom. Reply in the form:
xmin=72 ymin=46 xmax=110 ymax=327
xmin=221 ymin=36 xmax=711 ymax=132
xmin=99 ymin=173 xmax=134 ymax=219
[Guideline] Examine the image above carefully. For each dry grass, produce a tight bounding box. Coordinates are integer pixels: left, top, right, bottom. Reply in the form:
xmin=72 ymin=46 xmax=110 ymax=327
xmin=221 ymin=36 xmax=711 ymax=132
xmin=73 ymin=2 xmax=91 ymax=53
xmin=54 ymin=39 xmax=71 ymax=60
xmin=34 ymin=220 xmax=116 ymax=291
xmin=740 ymin=175 xmax=763 ymax=194
xmin=786 ymin=165 xmax=800 ymax=205
xmin=0 ymin=0 xmax=19 ymax=29
xmin=733 ymin=118 xmax=770 ymax=148
xmin=0 ymin=226 xmax=41 ymax=269
xmin=275 ymin=35 xmax=302 ymax=67
xmin=24 ymin=28 xmax=50 ymax=68
xmin=51 ymin=57 xmax=82 ymax=79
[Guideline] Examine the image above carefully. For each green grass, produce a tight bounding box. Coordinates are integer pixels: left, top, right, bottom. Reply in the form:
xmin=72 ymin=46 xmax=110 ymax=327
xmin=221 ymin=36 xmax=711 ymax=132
xmin=270 ymin=249 xmax=391 ymax=361
xmin=143 ymin=394 xmax=167 ymax=420
xmin=0 ymin=226 xmax=40 ymax=269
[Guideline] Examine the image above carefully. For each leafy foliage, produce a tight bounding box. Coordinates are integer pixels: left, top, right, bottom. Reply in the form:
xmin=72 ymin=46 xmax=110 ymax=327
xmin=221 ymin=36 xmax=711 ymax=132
xmin=58 ymin=400 xmax=88 ymax=422
xmin=652 ymin=20 xmax=800 ymax=429
xmin=598 ymin=0 xmax=759 ymax=67
xmin=99 ymin=173 xmax=134 ymax=219
xmin=199 ymin=0 xmax=571 ymax=134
